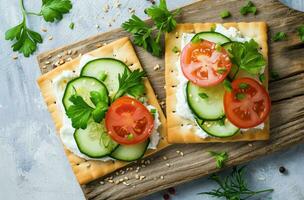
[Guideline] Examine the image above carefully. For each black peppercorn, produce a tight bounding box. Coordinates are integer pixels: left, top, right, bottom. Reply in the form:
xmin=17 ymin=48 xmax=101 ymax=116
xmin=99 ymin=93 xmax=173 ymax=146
xmin=279 ymin=166 xmax=286 ymax=173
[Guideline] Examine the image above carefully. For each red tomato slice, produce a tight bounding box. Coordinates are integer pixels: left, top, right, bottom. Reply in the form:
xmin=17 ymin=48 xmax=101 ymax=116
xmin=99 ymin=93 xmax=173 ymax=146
xmin=224 ymin=78 xmax=271 ymax=128
xmin=105 ymin=96 xmax=154 ymax=145
xmin=180 ymin=40 xmax=232 ymax=87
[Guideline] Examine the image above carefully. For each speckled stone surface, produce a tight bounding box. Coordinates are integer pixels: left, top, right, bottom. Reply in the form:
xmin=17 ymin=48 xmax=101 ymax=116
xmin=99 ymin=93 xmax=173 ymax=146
xmin=0 ymin=1 xmax=303 ymax=200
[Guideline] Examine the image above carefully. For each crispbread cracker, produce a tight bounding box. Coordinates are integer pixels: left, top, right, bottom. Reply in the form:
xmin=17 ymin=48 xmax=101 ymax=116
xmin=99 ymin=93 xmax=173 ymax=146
xmin=165 ymin=22 xmax=269 ymax=143
xmin=37 ymin=37 xmax=169 ymax=184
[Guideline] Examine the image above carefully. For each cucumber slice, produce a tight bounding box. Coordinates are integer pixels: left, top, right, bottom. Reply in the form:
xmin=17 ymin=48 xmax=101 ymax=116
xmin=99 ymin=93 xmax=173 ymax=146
xmin=110 ymin=139 xmax=149 ymax=162
xmin=186 ymin=81 xmax=225 ymax=120
xmin=196 ymin=118 xmax=240 ymax=138
xmin=191 ymin=32 xmax=231 ymax=44
xmin=74 ymin=121 xmax=118 ymax=158
xmin=80 ymin=58 xmax=130 ymax=95
xmin=62 ymin=77 xmax=108 ymax=111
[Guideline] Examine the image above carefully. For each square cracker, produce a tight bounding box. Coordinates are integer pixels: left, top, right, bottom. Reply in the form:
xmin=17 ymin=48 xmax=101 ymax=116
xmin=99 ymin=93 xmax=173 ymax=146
xmin=165 ymin=22 xmax=269 ymax=143
xmin=37 ymin=37 xmax=169 ymax=184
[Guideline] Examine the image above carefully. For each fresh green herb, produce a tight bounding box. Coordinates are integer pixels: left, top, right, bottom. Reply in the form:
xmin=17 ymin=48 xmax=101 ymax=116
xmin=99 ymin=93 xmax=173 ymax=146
xmin=229 ymin=39 xmax=266 ymax=77
xmin=239 ymin=83 xmax=248 ymax=89
xmin=113 ymin=69 xmax=146 ymax=101
xmin=122 ymin=15 xmax=162 ymax=57
xmin=270 ymin=69 xmax=279 ymax=80
xmin=215 ymin=43 xmax=222 ymax=52
xmin=272 ymin=32 xmax=287 ymax=42
xmin=5 ymin=0 xmax=72 ymax=57
xmin=172 ymin=46 xmax=179 ymax=53
xmin=217 ymin=67 xmax=227 ymax=74
xmin=223 ymin=79 xmax=232 ymax=92
xmin=209 ymin=151 xmax=228 ymax=168
xmin=150 ymin=108 xmax=157 ymax=118
xmin=122 ymin=0 xmax=180 ymax=57
xmin=236 ymin=93 xmax=246 ymax=100
xmin=145 ymin=0 xmax=181 ymax=33
xmin=198 ymin=166 xmax=274 ymax=199
xmin=218 ymin=118 xmax=225 ymax=126
xmin=41 ymin=0 xmax=72 ymax=22
xmin=99 ymin=71 xmax=108 ymax=82
xmin=191 ymin=37 xmax=202 ymax=44
xmin=297 ymin=25 xmax=304 ymax=42
xmin=66 ymin=91 xmax=108 ymax=129
xmin=199 ymin=93 xmax=209 ymax=99
xmin=220 ymin=10 xmax=231 ymax=19
xmin=240 ymin=1 xmax=257 ymax=15
xmin=69 ymin=22 xmax=75 ymax=30
xmin=259 ymin=73 xmax=265 ymax=83
xmin=127 ymin=133 xmax=134 ymax=140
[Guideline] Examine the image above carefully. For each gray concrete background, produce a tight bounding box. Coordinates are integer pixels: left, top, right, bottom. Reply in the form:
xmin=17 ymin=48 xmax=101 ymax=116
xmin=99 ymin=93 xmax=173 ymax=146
xmin=0 ymin=0 xmax=303 ymax=200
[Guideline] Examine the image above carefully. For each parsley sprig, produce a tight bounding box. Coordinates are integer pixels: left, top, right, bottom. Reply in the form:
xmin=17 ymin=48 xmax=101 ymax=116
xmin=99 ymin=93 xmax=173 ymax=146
xmin=229 ymin=39 xmax=266 ymax=79
xmin=122 ymin=0 xmax=180 ymax=57
xmin=66 ymin=90 xmax=108 ymax=129
xmin=199 ymin=166 xmax=274 ymax=200
xmin=112 ymin=69 xmax=146 ymax=101
xmin=5 ymin=0 xmax=72 ymax=57
xmin=298 ymin=25 xmax=304 ymax=42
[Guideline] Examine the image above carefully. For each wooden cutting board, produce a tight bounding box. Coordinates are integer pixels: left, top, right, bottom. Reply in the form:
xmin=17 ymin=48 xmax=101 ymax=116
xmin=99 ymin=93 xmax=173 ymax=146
xmin=37 ymin=0 xmax=304 ymax=199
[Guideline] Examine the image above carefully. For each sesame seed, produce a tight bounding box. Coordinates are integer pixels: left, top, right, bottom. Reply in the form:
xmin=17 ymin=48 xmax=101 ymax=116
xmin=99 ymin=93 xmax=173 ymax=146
xmin=12 ymin=54 xmax=18 ymax=60
xmin=166 ymin=163 xmax=171 ymax=167
xmin=108 ymin=180 xmax=114 ymax=183
xmin=142 ymin=164 xmax=146 ymax=168
xmin=42 ymin=65 xmax=47 ymax=69
xmin=122 ymin=181 xmax=130 ymax=186
xmin=48 ymin=35 xmax=53 ymax=40
xmin=103 ymin=4 xmax=109 ymax=13
xmin=135 ymin=174 xmax=139 ymax=179
xmin=163 ymin=156 xmax=167 ymax=160
xmin=100 ymin=181 xmax=105 ymax=185
xmin=248 ymin=143 xmax=253 ymax=147
xmin=115 ymin=172 xmax=119 ymax=175
xmin=153 ymin=64 xmax=160 ymax=71
xmin=119 ymin=178 xmax=124 ymax=182
xmin=96 ymin=43 xmax=102 ymax=48
xmin=115 ymin=180 xmax=120 ymax=184
xmin=139 ymin=176 xmax=145 ymax=180
xmin=180 ymin=152 xmax=184 ymax=156
xmin=45 ymin=61 xmax=51 ymax=65
xmin=41 ymin=27 xmax=47 ymax=32
xmin=124 ymin=177 xmax=129 ymax=180
xmin=160 ymin=175 xmax=164 ymax=179
xmin=176 ymin=150 xmax=180 ymax=154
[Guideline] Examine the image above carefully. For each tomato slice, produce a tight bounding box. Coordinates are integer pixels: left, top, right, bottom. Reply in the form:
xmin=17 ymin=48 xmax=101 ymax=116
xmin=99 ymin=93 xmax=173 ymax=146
xmin=224 ymin=78 xmax=271 ymax=129
xmin=180 ymin=40 xmax=232 ymax=87
xmin=105 ymin=96 xmax=154 ymax=145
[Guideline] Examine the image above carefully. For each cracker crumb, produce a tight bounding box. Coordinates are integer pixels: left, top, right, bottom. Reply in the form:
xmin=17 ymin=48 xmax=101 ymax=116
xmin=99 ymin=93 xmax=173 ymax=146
xmin=139 ymin=175 xmax=145 ymax=180
xmin=128 ymin=8 xmax=135 ymax=14
xmin=45 ymin=61 xmax=51 ymax=64
xmin=114 ymin=0 xmax=121 ymax=8
xmin=42 ymin=65 xmax=47 ymax=69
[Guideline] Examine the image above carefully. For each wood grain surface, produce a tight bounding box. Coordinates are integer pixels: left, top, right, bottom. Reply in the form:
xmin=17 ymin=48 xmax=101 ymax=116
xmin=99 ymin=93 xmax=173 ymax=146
xmin=37 ymin=0 xmax=304 ymax=199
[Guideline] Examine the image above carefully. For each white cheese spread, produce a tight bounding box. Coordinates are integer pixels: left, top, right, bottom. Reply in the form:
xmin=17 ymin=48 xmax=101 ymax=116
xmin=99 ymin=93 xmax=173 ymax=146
xmin=53 ymin=55 xmax=161 ymax=161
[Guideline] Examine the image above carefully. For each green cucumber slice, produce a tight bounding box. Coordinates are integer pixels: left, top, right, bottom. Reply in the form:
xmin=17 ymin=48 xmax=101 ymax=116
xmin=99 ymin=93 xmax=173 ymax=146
xmin=196 ymin=118 xmax=240 ymax=138
xmin=191 ymin=32 xmax=231 ymax=44
xmin=80 ymin=58 xmax=130 ymax=96
xmin=74 ymin=121 xmax=118 ymax=158
xmin=186 ymin=81 xmax=225 ymax=120
xmin=62 ymin=76 xmax=108 ymax=111
xmin=110 ymin=139 xmax=149 ymax=162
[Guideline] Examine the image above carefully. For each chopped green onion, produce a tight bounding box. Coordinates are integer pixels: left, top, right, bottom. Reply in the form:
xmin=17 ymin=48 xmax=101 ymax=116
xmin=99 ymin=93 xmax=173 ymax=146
xmin=199 ymin=93 xmax=209 ymax=99
xmin=272 ymin=32 xmax=287 ymax=42
xmin=69 ymin=22 xmax=75 ymax=30
xmin=223 ymin=79 xmax=232 ymax=92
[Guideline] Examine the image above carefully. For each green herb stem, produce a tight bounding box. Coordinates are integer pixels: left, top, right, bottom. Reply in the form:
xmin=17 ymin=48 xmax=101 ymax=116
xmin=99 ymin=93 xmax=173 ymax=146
xmin=26 ymin=11 xmax=42 ymax=16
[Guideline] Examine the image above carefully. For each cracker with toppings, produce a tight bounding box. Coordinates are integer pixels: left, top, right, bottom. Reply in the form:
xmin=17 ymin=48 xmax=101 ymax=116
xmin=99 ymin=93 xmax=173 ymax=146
xmin=37 ymin=37 xmax=168 ymax=184
xmin=165 ymin=22 xmax=270 ymax=143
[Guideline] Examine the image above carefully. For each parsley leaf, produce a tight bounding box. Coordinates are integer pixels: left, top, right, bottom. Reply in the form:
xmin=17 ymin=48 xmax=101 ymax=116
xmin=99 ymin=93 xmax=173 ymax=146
xmin=199 ymin=166 xmax=274 ymax=199
xmin=122 ymin=15 xmax=162 ymax=57
xmin=69 ymin=22 xmax=75 ymax=30
xmin=113 ymin=69 xmax=146 ymax=101
xmin=122 ymin=0 xmax=180 ymax=57
xmin=66 ymin=94 xmax=93 ymax=129
xmin=66 ymin=91 xmax=109 ymax=129
xmin=272 ymin=32 xmax=287 ymax=42
xmin=240 ymin=1 xmax=257 ymax=15
xmin=5 ymin=20 xmax=43 ymax=57
xmin=199 ymin=93 xmax=209 ymax=99
xmin=41 ymin=0 xmax=72 ymax=22
xmin=145 ymin=0 xmax=180 ymax=33
xmin=220 ymin=10 xmax=231 ymax=19
xmin=209 ymin=151 xmax=228 ymax=168
xmin=229 ymin=39 xmax=266 ymax=76
xmin=223 ymin=79 xmax=232 ymax=92
xmin=259 ymin=73 xmax=265 ymax=83
xmin=297 ymin=25 xmax=304 ymax=42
